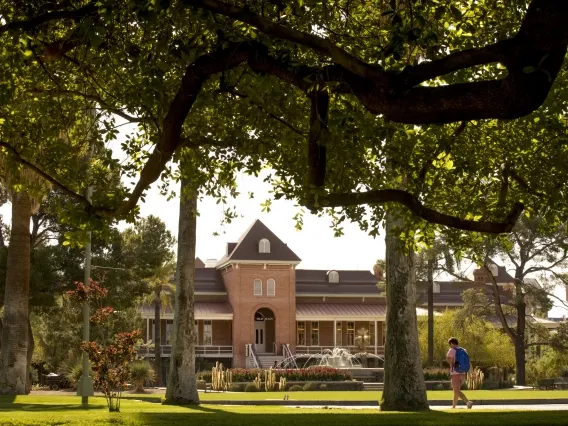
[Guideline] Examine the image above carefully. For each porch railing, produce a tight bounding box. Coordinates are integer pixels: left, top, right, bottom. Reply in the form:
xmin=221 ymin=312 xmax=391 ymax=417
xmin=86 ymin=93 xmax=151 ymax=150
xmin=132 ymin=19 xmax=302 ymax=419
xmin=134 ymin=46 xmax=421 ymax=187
xmin=246 ymin=343 xmax=262 ymax=368
xmin=137 ymin=345 xmax=233 ymax=357
xmin=295 ymin=345 xmax=385 ymax=355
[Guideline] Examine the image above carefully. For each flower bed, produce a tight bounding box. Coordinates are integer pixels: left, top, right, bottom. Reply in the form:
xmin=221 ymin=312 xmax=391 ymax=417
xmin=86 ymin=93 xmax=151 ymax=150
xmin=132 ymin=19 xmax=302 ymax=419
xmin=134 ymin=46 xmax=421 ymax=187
xmin=197 ymin=366 xmax=352 ymax=383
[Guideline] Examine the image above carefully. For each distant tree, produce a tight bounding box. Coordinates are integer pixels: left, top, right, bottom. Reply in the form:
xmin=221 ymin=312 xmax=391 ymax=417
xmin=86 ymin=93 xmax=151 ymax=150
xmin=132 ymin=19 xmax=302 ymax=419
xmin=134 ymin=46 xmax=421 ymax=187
xmin=484 ymin=216 xmax=568 ymax=385
xmin=142 ymin=262 xmax=176 ymax=387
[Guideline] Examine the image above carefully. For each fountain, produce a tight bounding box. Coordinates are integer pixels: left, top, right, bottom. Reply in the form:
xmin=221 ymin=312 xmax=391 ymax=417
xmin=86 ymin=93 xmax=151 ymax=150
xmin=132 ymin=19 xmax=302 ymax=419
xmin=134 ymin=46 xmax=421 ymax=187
xmin=279 ymin=347 xmax=383 ymax=369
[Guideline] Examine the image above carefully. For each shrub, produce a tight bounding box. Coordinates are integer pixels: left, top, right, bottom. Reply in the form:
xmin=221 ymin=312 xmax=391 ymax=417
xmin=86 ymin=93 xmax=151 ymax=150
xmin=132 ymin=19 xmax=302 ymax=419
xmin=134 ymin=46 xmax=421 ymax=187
xmin=59 ymin=355 xmax=85 ymax=389
xmin=245 ymin=383 xmax=260 ymax=392
xmin=423 ymin=368 xmax=449 ymax=381
xmin=229 ymin=383 xmax=245 ymax=392
xmin=303 ymin=382 xmax=319 ymax=391
xmin=319 ymin=384 xmax=327 ymax=391
xmin=197 ymin=380 xmax=207 ymax=390
xmin=289 ymin=385 xmax=304 ymax=392
xmin=527 ymin=351 xmax=568 ymax=386
xmin=130 ymin=360 xmax=156 ymax=393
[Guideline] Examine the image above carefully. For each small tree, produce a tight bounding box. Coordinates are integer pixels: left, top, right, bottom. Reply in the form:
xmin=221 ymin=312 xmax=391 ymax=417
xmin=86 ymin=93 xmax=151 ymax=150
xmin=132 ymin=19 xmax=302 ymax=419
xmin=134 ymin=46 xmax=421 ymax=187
xmin=67 ymin=279 xmax=140 ymax=411
xmin=81 ymin=330 xmax=141 ymax=411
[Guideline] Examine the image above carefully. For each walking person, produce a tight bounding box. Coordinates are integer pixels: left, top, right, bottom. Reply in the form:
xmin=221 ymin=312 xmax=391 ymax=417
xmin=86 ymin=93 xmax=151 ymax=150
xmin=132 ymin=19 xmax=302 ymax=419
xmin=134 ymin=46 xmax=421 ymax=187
xmin=446 ymin=337 xmax=473 ymax=409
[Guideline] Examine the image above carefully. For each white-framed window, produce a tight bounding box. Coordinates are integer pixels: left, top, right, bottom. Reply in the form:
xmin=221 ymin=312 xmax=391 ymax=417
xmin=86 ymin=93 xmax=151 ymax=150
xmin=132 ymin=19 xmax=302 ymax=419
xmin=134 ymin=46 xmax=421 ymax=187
xmin=328 ymin=271 xmax=339 ymax=283
xmin=254 ymin=279 xmax=262 ymax=296
xmin=369 ymin=321 xmax=375 ymax=346
xmin=336 ymin=322 xmax=342 ymax=346
xmin=267 ymin=279 xmax=275 ymax=296
xmin=347 ymin=322 xmax=355 ymax=346
xmin=166 ymin=320 xmax=174 ymax=345
xmin=297 ymin=321 xmax=306 ymax=345
xmin=203 ymin=320 xmax=212 ymax=346
xmin=433 ymin=282 xmax=440 ymax=293
xmin=311 ymin=321 xmax=319 ymax=346
xmin=259 ymin=238 xmax=271 ymax=253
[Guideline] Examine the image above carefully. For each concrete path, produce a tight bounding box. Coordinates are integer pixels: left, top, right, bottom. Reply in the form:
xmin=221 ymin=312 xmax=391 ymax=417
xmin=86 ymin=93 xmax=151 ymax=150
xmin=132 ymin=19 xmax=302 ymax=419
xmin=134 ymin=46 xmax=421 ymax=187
xmin=287 ymin=404 xmax=568 ymax=411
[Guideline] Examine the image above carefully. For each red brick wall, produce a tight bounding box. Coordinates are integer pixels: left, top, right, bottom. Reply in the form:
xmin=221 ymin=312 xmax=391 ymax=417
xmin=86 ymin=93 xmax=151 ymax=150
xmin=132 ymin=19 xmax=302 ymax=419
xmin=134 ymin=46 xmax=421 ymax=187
xmin=222 ymin=263 xmax=297 ymax=367
xmin=212 ymin=320 xmax=233 ymax=346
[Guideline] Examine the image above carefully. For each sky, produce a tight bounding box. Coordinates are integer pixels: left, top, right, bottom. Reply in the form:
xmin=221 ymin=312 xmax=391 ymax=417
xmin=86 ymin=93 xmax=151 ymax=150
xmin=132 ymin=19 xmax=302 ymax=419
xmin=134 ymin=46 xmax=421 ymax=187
xmin=0 ymin=122 xmax=566 ymax=318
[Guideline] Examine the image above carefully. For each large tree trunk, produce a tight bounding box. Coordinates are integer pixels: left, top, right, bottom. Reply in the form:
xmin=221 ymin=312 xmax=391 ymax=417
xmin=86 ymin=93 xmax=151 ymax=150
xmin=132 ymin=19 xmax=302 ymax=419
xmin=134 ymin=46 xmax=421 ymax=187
xmin=427 ymin=259 xmax=434 ymax=366
xmin=26 ymin=318 xmax=34 ymax=394
xmin=380 ymin=212 xmax=428 ymax=411
xmin=165 ymin=179 xmax=199 ymax=404
xmin=154 ymin=296 xmax=162 ymax=387
xmin=0 ymin=192 xmax=32 ymax=395
xmin=515 ymin=279 xmax=526 ymax=386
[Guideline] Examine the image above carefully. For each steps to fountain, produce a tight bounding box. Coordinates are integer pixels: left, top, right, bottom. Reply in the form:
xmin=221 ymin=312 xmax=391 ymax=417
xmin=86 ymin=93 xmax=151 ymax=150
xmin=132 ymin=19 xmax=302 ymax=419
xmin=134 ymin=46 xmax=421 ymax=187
xmin=246 ymin=354 xmax=286 ymax=369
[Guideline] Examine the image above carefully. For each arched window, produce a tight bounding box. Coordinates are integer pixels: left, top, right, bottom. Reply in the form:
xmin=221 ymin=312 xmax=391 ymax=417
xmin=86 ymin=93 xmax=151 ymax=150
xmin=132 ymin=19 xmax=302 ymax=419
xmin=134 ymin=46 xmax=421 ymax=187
xmin=259 ymin=238 xmax=271 ymax=253
xmin=254 ymin=279 xmax=262 ymax=296
xmin=267 ymin=279 xmax=276 ymax=296
xmin=488 ymin=264 xmax=498 ymax=277
xmin=328 ymin=271 xmax=339 ymax=283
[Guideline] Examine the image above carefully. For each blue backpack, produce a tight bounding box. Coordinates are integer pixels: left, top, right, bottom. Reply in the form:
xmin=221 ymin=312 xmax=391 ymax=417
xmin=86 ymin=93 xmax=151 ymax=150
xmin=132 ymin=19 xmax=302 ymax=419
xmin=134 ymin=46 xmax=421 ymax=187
xmin=454 ymin=347 xmax=470 ymax=374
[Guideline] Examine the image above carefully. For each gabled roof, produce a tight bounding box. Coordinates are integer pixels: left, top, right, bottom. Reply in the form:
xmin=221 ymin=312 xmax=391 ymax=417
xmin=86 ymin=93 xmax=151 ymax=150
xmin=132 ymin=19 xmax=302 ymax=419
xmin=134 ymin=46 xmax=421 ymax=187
xmin=473 ymin=259 xmax=515 ymax=283
xmin=216 ymin=220 xmax=301 ymax=266
xmin=296 ymin=270 xmax=381 ymax=295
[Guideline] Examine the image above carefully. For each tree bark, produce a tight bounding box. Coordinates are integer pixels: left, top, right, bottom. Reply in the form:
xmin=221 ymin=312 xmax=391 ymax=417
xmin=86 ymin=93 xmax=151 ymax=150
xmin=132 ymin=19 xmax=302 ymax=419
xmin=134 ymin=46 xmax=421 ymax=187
xmin=26 ymin=317 xmax=34 ymax=394
xmin=515 ymin=278 xmax=527 ymax=386
xmin=0 ymin=192 xmax=32 ymax=395
xmin=380 ymin=212 xmax=429 ymax=411
xmin=427 ymin=259 xmax=434 ymax=366
xmin=154 ymin=295 xmax=162 ymax=387
xmin=165 ymin=179 xmax=199 ymax=404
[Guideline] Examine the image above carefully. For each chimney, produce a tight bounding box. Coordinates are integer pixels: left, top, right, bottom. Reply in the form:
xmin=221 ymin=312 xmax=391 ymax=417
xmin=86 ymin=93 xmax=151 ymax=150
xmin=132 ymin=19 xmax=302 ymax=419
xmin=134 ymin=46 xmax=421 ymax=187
xmin=205 ymin=259 xmax=218 ymax=268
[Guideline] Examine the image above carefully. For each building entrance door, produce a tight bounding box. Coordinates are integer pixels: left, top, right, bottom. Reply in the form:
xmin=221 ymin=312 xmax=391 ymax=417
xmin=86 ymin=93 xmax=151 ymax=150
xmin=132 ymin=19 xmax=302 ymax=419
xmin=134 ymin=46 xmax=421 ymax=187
xmin=254 ymin=320 xmax=265 ymax=352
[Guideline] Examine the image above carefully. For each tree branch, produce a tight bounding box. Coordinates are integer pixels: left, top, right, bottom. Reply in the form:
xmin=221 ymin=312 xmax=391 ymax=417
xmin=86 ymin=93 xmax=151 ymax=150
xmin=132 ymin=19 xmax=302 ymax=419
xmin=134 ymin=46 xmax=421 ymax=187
xmin=30 ymin=89 xmax=143 ymax=123
xmin=183 ymin=0 xmax=387 ymax=81
xmin=0 ymin=141 xmax=93 ymax=209
xmin=320 ymin=189 xmax=524 ymax=233
xmin=0 ymin=3 xmax=97 ymax=35
xmin=485 ymin=263 xmax=518 ymax=341
xmin=308 ymin=90 xmax=329 ymax=189
xmin=221 ymin=87 xmax=305 ymax=136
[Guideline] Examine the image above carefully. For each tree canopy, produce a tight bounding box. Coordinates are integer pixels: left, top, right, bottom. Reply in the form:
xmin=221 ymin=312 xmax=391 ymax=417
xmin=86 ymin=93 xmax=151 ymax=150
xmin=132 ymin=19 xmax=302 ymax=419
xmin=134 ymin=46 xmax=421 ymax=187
xmin=0 ymin=0 xmax=566 ymax=243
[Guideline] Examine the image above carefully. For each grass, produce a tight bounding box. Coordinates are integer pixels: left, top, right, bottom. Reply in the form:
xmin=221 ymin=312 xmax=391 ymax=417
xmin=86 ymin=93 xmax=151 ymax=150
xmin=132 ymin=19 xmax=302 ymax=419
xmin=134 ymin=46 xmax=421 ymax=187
xmin=0 ymin=396 xmax=567 ymax=426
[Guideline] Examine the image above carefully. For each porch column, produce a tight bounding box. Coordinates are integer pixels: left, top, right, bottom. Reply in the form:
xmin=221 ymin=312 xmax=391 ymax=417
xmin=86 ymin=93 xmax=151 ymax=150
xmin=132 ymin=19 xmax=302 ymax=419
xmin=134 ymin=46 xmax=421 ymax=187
xmin=333 ymin=320 xmax=336 ymax=347
xmin=146 ymin=318 xmax=150 ymax=342
xmin=374 ymin=320 xmax=378 ymax=355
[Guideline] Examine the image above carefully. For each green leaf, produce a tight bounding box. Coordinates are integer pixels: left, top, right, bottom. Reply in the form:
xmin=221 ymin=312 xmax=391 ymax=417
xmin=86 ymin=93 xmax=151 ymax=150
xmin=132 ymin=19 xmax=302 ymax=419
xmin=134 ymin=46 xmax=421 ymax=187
xmin=523 ymin=66 xmax=537 ymax=74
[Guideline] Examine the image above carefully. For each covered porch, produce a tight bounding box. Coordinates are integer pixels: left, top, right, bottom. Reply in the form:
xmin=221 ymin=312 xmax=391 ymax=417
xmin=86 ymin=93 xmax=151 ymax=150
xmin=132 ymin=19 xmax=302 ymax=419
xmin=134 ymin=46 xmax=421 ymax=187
xmin=295 ymin=303 xmax=386 ymax=357
xmin=139 ymin=302 xmax=234 ymax=358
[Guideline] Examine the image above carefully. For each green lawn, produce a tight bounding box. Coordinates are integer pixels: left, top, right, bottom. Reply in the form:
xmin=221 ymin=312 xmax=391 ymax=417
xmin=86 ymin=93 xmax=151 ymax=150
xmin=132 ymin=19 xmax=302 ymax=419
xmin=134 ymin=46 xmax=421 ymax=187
xmin=193 ymin=390 xmax=568 ymax=401
xmin=0 ymin=396 xmax=567 ymax=426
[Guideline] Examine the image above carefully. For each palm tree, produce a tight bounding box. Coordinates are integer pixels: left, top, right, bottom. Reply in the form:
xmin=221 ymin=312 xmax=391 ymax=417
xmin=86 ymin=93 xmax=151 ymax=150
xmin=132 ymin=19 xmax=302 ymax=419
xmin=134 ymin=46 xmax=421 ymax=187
xmin=143 ymin=262 xmax=176 ymax=387
xmin=0 ymin=164 xmax=50 ymax=395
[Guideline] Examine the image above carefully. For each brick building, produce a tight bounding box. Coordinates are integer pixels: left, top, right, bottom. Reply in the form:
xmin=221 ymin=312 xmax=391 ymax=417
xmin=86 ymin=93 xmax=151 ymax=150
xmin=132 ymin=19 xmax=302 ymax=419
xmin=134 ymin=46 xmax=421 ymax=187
xmin=139 ymin=220 xmax=562 ymax=376
xmin=140 ymin=219 xmax=390 ymax=372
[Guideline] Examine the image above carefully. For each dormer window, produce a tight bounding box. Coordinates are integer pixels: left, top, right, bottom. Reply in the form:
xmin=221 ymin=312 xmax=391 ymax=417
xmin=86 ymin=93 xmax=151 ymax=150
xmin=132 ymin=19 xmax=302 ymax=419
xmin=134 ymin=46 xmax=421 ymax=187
xmin=328 ymin=271 xmax=339 ymax=283
xmin=259 ymin=238 xmax=271 ymax=253
xmin=488 ymin=264 xmax=498 ymax=277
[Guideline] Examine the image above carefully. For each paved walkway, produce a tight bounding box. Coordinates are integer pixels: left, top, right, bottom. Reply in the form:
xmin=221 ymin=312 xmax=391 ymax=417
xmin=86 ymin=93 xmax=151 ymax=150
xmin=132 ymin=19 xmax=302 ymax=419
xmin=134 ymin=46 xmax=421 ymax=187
xmin=287 ymin=404 xmax=568 ymax=411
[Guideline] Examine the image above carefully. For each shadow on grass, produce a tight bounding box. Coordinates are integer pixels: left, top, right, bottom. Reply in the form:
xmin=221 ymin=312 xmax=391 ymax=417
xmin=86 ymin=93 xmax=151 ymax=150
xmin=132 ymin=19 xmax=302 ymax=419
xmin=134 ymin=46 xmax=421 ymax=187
xmin=0 ymin=402 xmax=107 ymax=412
xmin=132 ymin=410 xmax=568 ymax=426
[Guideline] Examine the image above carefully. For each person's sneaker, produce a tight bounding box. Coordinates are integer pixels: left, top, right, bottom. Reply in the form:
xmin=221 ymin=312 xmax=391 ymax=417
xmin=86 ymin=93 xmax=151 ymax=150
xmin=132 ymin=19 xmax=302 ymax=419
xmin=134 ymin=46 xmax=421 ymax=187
xmin=467 ymin=401 xmax=474 ymax=409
